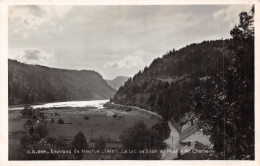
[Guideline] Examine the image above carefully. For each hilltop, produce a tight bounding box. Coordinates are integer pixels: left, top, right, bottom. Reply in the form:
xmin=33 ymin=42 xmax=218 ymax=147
xmin=8 ymin=59 xmax=116 ymax=105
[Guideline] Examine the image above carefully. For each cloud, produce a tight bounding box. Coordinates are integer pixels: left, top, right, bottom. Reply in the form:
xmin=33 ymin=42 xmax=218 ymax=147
xmin=8 ymin=5 xmax=252 ymax=79
xmin=213 ymin=5 xmax=252 ymax=28
xmin=9 ymin=48 xmax=56 ymax=66
xmin=21 ymin=32 xmax=29 ymax=39
xmin=9 ymin=6 xmax=71 ymax=34
xmin=104 ymin=50 xmax=145 ymax=69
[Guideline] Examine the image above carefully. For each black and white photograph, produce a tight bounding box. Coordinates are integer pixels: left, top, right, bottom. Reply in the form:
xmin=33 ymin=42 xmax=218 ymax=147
xmin=0 ymin=1 xmax=258 ymax=164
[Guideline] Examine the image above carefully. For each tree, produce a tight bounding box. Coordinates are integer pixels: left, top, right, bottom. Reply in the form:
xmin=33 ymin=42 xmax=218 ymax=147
xmin=188 ymin=6 xmax=254 ymax=160
xmin=226 ymin=6 xmax=254 ymax=159
xmin=151 ymin=122 xmax=170 ymax=141
xmin=119 ymin=121 xmax=162 ymax=160
xmin=71 ymin=131 xmax=88 ymax=160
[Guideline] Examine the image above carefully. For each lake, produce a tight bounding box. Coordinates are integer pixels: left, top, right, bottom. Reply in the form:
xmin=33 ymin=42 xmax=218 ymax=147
xmin=8 ymin=99 xmax=109 ymax=110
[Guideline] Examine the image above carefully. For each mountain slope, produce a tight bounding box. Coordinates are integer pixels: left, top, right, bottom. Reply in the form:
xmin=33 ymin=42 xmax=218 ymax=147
xmin=106 ymin=76 xmax=129 ymax=90
xmin=113 ymin=7 xmax=255 ymax=160
xmin=8 ymin=59 xmax=116 ymax=105
xmin=112 ymin=39 xmax=232 ymax=121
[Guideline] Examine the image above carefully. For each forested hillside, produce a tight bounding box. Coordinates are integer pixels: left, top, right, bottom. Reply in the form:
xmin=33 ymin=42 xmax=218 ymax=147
xmin=113 ymin=7 xmax=254 ymax=160
xmin=8 ymin=60 xmax=116 ymax=105
xmin=113 ymin=39 xmax=231 ymax=121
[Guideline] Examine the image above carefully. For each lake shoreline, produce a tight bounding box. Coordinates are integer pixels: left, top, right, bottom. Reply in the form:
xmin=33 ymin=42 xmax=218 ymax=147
xmin=8 ymin=99 xmax=110 ymax=108
xmin=8 ymin=99 xmax=110 ymax=111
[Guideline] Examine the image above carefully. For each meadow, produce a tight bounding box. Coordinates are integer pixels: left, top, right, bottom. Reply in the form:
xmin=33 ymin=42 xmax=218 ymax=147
xmin=8 ymin=106 xmax=161 ymax=160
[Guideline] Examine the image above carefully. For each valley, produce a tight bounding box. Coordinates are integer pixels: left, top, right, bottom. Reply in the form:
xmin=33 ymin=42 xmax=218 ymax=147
xmin=8 ymin=100 xmax=162 ymax=160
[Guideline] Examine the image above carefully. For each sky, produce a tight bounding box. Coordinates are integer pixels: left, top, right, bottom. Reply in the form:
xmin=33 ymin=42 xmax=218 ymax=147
xmin=8 ymin=5 xmax=252 ymax=79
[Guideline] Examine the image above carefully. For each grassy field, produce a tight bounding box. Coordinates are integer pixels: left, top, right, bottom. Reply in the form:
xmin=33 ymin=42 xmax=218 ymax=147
xmin=9 ymin=106 xmax=161 ymax=160
xmin=43 ymin=107 xmax=160 ymax=140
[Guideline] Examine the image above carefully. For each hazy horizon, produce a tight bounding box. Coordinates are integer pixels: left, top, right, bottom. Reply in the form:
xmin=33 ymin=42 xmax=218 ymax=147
xmin=8 ymin=5 xmax=252 ymax=79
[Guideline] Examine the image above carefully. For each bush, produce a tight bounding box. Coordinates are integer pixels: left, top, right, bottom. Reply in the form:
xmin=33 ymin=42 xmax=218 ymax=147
xmin=84 ymin=116 xmax=89 ymax=120
xmin=29 ymin=126 xmax=34 ymax=135
xmin=126 ymin=107 xmax=132 ymax=112
xmin=57 ymin=118 xmax=64 ymax=124
xmin=47 ymin=137 xmax=67 ymax=148
xmin=151 ymin=122 xmax=170 ymax=141
xmin=72 ymin=131 xmax=88 ymax=159
xmin=34 ymin=123 xmax=48 ymax=138
xmin=51 ymin=118 xmax=55 ymax=123
xmin=20 ymin=106 xmax=33 ymax=118
xmin=119 ymin=121 xmax=162 ymax=159
xmin=113 ymin=114 xmax=117 ymax=118
xmin=31 ymin=133 xmax=41 ymax=143
xmin=39 ymin=112 xmax=45 ymax=119
xmin=24 ymin=119 xmax=33 ymax=131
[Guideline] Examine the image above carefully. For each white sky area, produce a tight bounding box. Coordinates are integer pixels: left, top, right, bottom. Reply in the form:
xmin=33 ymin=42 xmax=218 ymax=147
xmin=8 ymin=5 xmax=252 ymax=79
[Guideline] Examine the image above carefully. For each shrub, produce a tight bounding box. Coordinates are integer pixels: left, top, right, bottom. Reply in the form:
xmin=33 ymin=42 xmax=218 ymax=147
xmin=58 ymin=118 xmax=64 ymax=124
xmin=72 ymin=131 xmax=88 ymax=159
xmin=39 ymin=112 xmax=45 ymax=119
xmin=29 ymin=126 xmax=34 ymax=135
xmin=119 ymin=121 xmax=162 ymax=159
xmin=47 ymin=137 xmax=56 ymax=144
xmin=24 ymin=119 xmax=33 ymax=131
xmin=34 ymin=123 xmax=48 ymax=138
xmin=20 ymin=106 xmax=33 ymax=118
xmin=84 ymin=116 xmax=89 ymax=120
xmin=113 ymin=114 xmax=117 ymax=118
xmin=47 ymin=137 xmax=67 ymax=148
xmin=31 ymin=133 xmax=41 ymax=143
xmin=126 ymin=108 xmax=132 ymax=112
xmin=151 ymin=122 xmax=170 ymax=141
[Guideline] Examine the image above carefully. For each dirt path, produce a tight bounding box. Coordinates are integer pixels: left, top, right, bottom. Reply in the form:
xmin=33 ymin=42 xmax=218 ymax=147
xmin=111 ymin=103 xmax=163 ymax=120
xmin=161 ymin=121 xmax=180 ymax=160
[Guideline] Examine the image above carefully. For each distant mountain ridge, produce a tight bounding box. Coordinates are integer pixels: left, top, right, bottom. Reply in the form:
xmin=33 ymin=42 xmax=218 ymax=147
xmin=106 ymin=76 xmax=129 ymax=90
xmin=8 ymin=59 xmax=116 ymax=105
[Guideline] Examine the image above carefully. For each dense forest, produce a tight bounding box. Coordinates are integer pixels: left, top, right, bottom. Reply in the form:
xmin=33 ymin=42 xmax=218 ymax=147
xmin=112 ymin=7 xmax=254 ymax=159
xmin=113 ymin=39 xmax=232 ymax=121
xmin=8 ymin=60 xmax=116 ymax=105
